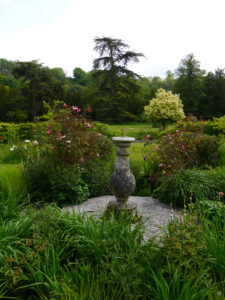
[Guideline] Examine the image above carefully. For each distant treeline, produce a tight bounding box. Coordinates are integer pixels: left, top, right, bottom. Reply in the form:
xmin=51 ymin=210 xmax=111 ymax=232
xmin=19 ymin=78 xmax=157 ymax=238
xmin=0 ymin=50 xmax=225 ymax=123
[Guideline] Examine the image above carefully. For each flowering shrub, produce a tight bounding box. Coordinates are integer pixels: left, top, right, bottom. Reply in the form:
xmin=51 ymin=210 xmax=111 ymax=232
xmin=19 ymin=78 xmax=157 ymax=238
xmin=43 ymin=104 xmax=113 ymax=167
xmin=143 ymin=130 xmax=201 ymax=182
xmin=23 ymin=104 xmax=113 ymax=205
xmin=143 ymin=123 xmax=220 ymax=184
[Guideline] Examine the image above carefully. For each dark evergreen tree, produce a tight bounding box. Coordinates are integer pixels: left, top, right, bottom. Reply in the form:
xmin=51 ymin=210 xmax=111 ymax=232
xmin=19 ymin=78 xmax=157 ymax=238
xmin=200 ymin=69 xmax=225 ymax=118
xmin=92 ymin=37 xmax=145 ymax=122
xmin=173 ymin=53 xmax=205 ymax=116
xmin=13 ymin=61 xmax=65 ymax=120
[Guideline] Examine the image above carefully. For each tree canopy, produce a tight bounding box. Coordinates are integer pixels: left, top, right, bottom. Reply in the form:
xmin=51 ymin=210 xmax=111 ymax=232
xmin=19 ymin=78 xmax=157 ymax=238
xmin=173 ymin=53 xmax=205 ymax=115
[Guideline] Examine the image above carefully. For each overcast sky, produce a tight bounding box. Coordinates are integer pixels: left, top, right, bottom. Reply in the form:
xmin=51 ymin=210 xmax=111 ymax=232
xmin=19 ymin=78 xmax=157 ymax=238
xmin=0 ymin=0 xmax=225 ymax=78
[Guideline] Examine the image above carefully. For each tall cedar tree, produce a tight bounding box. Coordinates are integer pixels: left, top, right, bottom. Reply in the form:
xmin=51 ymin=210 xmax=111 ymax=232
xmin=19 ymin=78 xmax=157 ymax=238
xmin=93 ymin=37 xmax=144 ymax=98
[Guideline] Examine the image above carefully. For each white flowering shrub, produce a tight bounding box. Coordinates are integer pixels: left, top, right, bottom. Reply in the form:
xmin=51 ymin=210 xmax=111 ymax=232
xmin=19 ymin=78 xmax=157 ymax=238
xmin=144 ymin=88 xmax=185 ymax=129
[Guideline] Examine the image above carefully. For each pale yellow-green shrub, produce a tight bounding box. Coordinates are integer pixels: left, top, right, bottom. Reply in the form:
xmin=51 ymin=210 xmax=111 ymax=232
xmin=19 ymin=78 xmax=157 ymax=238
xmin=144 ymin=88 xmax=185 ymax=129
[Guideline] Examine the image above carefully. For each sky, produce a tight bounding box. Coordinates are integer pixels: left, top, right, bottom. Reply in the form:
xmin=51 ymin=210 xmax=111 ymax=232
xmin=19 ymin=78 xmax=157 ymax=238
xmin=0 ymin=0 xmax=225 ymax=78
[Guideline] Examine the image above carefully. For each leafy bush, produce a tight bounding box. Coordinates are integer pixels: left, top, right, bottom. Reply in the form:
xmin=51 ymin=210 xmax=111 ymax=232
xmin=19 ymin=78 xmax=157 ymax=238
xmin=143 ymin=129 xmax=220 ymax=187
xmin=144 ymin=130 xmax=200 ymax=182
xmin=131 ymin=160 xmax=152 ymax=196
xmin=195 ymin=134 xmax=220 ymax=167
xmin=23 ymin=104 xmax=113 ymax=205
xmin=204 ymin=115 xmax=225 ymax=137
xmin=23 ymin=156 xmax=90 ymax=206
xmin=152 ymin=169 xmax=225 ymax=206
xmin=50 ymin=168 xmax=90 ymax=206
xmin=23 ymin=156 xmax=54 ymax=202
xmin=81 ymin=159 xmax=114 ymax=198
xmin=159 ymin=114 xmax=206 ymax=137
xmin=193 ymin=198 xmax=225 ymax=223
xmin=0 ymin=121 xmax=47 ymax=143
xmin=44 ymin=104 xmax=113 ymax=167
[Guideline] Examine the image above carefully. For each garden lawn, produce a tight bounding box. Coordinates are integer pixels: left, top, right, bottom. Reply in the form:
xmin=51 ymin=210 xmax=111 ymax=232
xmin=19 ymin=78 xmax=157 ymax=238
xmin=0 ymin=164 xmax=26 ymax=196
xmin=105 ymin=122 xmax=161 ymax=140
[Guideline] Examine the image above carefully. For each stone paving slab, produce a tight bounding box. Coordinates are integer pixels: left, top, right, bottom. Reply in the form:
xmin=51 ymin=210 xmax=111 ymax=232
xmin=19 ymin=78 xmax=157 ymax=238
xmin=62 ymin=196 xmax=182 ymax=241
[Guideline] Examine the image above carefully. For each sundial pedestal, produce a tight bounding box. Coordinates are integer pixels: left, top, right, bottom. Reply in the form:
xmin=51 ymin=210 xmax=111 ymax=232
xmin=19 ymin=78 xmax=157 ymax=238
xmin=108 ymin=137 xmax=136 ymax=214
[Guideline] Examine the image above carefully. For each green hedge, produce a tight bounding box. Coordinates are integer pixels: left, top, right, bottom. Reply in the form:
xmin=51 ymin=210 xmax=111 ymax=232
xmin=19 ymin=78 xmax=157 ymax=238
xmin=159 ymin=116 xmax=225 ymax=139
xmin=0 ymin=122 xmax=48 ymax=143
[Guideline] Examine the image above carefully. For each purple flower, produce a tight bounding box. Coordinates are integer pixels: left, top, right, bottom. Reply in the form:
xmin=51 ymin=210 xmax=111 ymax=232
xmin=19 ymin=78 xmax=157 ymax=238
xmin=143 ymin=155 xmax=146 ymax=161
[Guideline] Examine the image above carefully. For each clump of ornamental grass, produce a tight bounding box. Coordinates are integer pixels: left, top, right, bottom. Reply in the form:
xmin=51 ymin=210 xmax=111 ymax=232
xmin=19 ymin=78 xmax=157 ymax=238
xmin=152 ymin=168 xmax=225 ymax=207
xmin=1 ymin=203 xmax=225 ymax=299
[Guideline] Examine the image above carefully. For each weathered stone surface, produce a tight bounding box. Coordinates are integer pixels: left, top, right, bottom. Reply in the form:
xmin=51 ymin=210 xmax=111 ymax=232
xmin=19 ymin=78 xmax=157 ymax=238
xmin=62 ymin=196 xmax=182 ymax=242
xmin=109 ymin=170 xmax=136 ymax=202
xmin=109 ymin=137 xmax=136 ymax=204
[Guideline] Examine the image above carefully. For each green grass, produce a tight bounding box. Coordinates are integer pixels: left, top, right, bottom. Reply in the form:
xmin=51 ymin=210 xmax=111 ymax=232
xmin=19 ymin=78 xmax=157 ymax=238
xmin=0 ymin=202 xmax=224 ymax=299
xmin=0 ymin=164 xmax=27 ymax=196
xmin=130 ymin=142 xmax=145 ymax=164
xmin=105 ymin=122 xmax=161 ymax=140
xmin=0 ymin=143 xmax=22 ymax=164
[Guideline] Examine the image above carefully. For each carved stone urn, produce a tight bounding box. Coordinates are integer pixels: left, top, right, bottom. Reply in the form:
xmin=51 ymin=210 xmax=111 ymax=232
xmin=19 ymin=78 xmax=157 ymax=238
xmin=108 ymin=137 xmax=136 ymax=211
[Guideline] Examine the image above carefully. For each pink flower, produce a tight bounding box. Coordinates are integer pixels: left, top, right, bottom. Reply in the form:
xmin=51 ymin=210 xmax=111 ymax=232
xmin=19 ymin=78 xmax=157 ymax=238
xmin=80 ymin=158 xmax=84 ymax=162
xmin=146 ymin=135 xmax=150 ymax=139
xmin=87 ymin=107 xmax=91 ymax=112
xmin=56 ymin=132 xmax=61 ymax=137
xmin=72 ymin=106 xmax=78 ymax=111
xmin=77 ymin=108 xmax=81 ymax=113
xmin=97 ymin=133 xmax=102 ymax=136
xmin=159 ymin=163 xmax=164 ymax=167
xmin=46 ymin=130 xmax=51 ymax=134
xmin=219 ymin=192 xmax=224 ymax=196
xmin=76 ymin=137 xmax=80 ymax=141
xmin=63 ymin=103 xmax=67 ymax=107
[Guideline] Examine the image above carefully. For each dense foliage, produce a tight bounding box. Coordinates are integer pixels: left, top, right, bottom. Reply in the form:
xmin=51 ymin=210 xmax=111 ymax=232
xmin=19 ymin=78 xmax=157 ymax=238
xmin=1 ymin=41 xmax=225 ymax=123
xmin=144 ymin=88 xmax=185 ymax=129
xmin=22 ymin=104 xmax=113 ymax=205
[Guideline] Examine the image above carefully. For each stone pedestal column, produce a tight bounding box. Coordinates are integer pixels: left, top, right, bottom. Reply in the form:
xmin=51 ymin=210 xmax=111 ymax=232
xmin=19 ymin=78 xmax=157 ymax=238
xmin=108 ymin=137 xmax=136 ymax=211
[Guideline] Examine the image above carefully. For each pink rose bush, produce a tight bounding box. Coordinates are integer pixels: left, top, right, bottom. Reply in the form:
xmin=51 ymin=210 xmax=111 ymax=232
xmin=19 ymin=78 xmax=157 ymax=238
xmin=44 ymin=103 xmax=112 ymax=167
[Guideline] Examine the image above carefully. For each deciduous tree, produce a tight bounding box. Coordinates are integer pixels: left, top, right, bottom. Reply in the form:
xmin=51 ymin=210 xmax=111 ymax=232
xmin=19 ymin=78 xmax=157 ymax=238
xmin=144 ymin=88 xmax=185 ymax=129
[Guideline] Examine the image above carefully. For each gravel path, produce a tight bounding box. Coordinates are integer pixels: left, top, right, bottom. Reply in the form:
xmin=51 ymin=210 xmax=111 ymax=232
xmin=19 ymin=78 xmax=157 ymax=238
xmin=63 ymin=196 xmax=182 ymax=241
